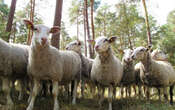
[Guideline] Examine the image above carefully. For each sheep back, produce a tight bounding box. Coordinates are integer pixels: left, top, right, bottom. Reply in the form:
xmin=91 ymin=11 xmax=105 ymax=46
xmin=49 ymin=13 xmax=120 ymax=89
xmin=10 ymin=44 xmax=29 ymax=78
xmin=0 ymin=39 xmax=12 ymax=76
xmin=146 ymin=60 xmax=175 ymax=87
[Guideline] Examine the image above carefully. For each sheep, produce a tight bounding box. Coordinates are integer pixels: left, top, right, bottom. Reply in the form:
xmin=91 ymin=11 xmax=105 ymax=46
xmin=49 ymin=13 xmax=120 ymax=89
xmin=88 ymin=36 xmax=123 ymax=110
xmin=151 ymin=48 xmax=168 ymax=61
xmin=133 ymin=49 xmax=169 ymax=100
xmin=66 ymin=40 xmax=94 ymax=98
xmin=0 ymin=38 xmax=29 ymax=106
xmin=24 ymin=20 xmax=82 ymax=110
xmin=151 ymin=49 xmax=169 ymax=101
xmin=120 ymin=49 xmax=135 ymax=98
xmin=131 ymin=46 xmax=175 ymax=104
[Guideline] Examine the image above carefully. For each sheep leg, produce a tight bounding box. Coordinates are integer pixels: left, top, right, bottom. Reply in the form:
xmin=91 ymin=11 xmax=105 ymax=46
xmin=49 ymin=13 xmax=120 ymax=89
xmin=98 ymin=87 xmax=105 ymax=109
xmin=81 ymin=80 xmax=85 ymax=98
xmin=138 ymin=85 xmax=142 ymax=99
xmin=18 ymin=80 xmax=25 ymax=100
xmin=72 ymin=80 xmax=78 ymax=105
xmin=113 ymin=87 xmax=116 ymax=99
xmin=145 ymin=87 xmax=150 ymax=100
xmin=128 ymin=86 xmax=131 ymax=98
xmin=108 ymin=86 xmax=113 ymax=110
xmin=157 ymin=88 xmax=161 ymax=101
xmin=52 ymin=81 xmax=59 ymax=110
xmin=169 ymin=85 xmax=174 ymax=105
xmin=163 ymin=87 xmax=168 ymax=102
xmin=89 ymin=83 xmax=96 ymax=97
xmin=133 ymin=85 xmax=137 ymax=96
xmin=2 ymin=78 xmax=13 ymax=106
xmin=71 ymin=80 xmax=74 ymax=98
xmin=27 ymin=79 xmax=40 ymax=110
xmin=120 ymin=86 xmax=124 ymax=98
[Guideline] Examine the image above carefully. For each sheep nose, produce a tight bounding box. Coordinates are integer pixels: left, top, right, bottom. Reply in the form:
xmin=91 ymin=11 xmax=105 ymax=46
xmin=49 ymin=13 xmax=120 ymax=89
xmin=95 ymin=45 xmax=99 ymax=50
xmin=127 ymin=58 xmax=131 ymax=61
xmin=41 ymin=38 xmax=47 ymax=45
xmin=66 ymin=47 xmax=69 ymax=50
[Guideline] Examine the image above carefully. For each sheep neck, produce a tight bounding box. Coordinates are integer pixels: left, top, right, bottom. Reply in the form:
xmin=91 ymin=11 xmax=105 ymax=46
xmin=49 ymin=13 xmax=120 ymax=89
xmin=140 ymin=52 xmax=152 ymax=74
xmin=32 ymin=41 xmax=49 ymax=51
xmin=99 ymin=47 xmax=112 ymax=63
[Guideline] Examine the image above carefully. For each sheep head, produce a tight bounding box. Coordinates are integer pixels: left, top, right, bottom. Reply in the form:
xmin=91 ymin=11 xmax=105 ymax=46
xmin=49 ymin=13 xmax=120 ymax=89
xmin=131 ymin=46 xmax=149 ymax=60
xmin=122 ymin=49 xmax=133 ymax=63
xmin=151 ymin=49 xmax=168 ymax=61
xmin=24 ymin=20 xmax=60 ymax=46
xmin=66 ymin=40 xmax=82 ymax=53
xmin=88 ymin=36 xmax=117 ymax=53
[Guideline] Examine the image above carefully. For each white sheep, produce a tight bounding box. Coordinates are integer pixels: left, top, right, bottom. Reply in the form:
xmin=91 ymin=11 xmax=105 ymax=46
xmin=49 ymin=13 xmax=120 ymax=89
xmin=66 ymin=40 xmax=94 ymax=97
xmin=151 ymin=49 xmax=169 ymax=101
xmin=131 ymin=46 xmax=175 ymax=104
xmin=24 ymin=20 xmax=82 ymax=110
xmin=0 ymin=38 xmax=29 ymax=106
xmin=88 ymin=36 xmax=123 ymax=110
xmin=120 ymin=49 xmax=135 ymax=98
xmin=151 ymin=48 xmax=168 ymax=61
xmin=133 ymin=49 xmax=169 ymax=100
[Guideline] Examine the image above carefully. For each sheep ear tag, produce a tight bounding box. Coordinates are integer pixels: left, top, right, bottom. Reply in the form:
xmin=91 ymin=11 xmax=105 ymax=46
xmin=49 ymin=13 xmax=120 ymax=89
xmin=108 ymin=36 xmax=117 ymax=43
xmin=23 ymin=20 xmax=34 ymax=30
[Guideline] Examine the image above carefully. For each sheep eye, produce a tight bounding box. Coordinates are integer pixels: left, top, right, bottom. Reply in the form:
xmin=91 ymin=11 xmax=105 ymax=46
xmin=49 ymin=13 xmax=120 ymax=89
xmin=33 ymin=27 xmax=38 ymax=31
xmin=140 ymin=49 xmax=144 ymax=52
xmin=103 ymin=39 xmax=108 ymax=42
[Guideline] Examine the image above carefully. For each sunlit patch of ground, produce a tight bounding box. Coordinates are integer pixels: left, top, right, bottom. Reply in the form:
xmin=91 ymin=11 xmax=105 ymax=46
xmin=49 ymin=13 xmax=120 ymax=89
xmin=0 ymin=87 xmax=175 ymax=110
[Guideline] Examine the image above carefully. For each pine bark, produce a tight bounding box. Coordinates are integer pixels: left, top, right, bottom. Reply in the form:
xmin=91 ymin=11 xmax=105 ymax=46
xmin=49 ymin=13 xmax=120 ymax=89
xmin=84 ymin=0 xmax=93 ymax=58
xmin=5 ymin=0 xmax=17 ymax=42
xmin=51 ymin=0 xmax=63 ymax=49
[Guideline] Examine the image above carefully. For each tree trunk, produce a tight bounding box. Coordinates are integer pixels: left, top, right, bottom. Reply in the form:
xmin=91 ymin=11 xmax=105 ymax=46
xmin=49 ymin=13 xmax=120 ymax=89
xmin=5 ymin=0 xmax=17 ymax=42
xmin=27 ymin=0 xmax=35 ymax=45
xmin=90 ymin=0 xmax=95 ymax=56
xmin=84 ymin=0 xmax=93 ymax=58
xmin=51 ymin=0 xmax=63 ymax=49
xmin=142 ymin=0 xmax=151 ymax=46
xmin=123 ymin=2 xmax=132 ymax=49
xmin=83 ymin=6 xmax=87 ymax=57
xmin=77 ymin=11 xmax=79 ymax=40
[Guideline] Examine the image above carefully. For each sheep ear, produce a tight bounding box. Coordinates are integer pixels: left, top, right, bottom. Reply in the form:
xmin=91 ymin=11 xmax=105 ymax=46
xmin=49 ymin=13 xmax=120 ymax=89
xmin=108 ymin=36 xmax=117 ymax=43
xmin=146 ymin=45 xmax=152 ymax=52
xmin=23 ymin=20 xmax=34 ymax=30
xmin=77 ymin=40 xmax=82 ymax=46
xmin=118 ymin=49 xmax=124 ymax=55
xmin=50 ymin=26 xmax=60 ymax=33
xmin=87 ymin=40 xmax=95 ymax=45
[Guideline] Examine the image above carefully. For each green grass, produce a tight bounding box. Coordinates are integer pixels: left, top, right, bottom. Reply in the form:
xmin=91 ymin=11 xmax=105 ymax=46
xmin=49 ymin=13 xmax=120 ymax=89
xmin=1 ymin=96 xmax=175 ymax=110
xmin=0 ymin=89 xmax=175 ymax=110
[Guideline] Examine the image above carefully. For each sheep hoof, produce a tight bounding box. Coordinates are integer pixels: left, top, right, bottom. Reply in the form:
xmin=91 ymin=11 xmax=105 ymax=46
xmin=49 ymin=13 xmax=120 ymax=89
xmin=108 ymin=103 xmax=112 ymax=110
xmin=72 ymin=99 xmax=76 ymax=105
